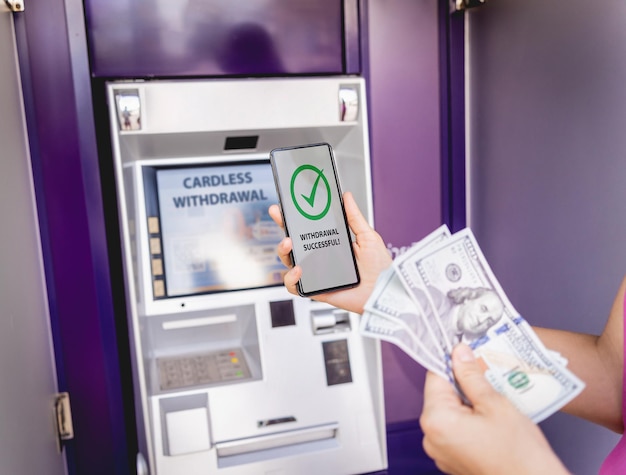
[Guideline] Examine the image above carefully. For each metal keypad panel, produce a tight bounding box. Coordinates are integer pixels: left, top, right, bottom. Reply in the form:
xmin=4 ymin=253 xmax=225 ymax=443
xmin=157 ymin=348 xmax=251 ymax=391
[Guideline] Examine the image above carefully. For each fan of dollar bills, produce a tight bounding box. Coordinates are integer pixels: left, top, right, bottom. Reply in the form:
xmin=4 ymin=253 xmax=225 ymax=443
xmin=360 ymin=225 xmax=585 ymax=423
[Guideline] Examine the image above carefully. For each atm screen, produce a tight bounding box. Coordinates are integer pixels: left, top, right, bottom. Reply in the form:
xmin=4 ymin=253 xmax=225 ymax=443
xmin=143 ymin=161 xmax=285 ymax=298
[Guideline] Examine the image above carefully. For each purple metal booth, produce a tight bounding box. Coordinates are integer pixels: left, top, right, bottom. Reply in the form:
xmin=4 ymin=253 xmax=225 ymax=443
xmin=13 ymin=0 xmax=465 ymax=473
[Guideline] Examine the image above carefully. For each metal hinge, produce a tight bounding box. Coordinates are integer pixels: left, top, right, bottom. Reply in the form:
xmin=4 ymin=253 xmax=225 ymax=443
xmin=4 ymin=0 xmax=24 ymax=12
xmin=450 ymin=0 xmax=486 ymax=13
xmin=54 ymin=392 xmax=74 ymax=452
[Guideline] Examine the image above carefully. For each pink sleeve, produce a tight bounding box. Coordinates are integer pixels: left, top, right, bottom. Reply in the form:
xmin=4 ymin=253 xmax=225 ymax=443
xmin=598 ymin=291 xmax=626 ymax=474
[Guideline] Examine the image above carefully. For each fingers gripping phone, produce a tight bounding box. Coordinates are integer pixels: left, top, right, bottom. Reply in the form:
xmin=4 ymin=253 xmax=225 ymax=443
xmin=270 ymin=143 xmax=360 ymax=297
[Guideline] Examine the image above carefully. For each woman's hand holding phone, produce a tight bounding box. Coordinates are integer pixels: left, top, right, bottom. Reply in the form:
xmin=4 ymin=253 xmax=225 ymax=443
xmin=269 ymin=191 xmax=392 ymax=314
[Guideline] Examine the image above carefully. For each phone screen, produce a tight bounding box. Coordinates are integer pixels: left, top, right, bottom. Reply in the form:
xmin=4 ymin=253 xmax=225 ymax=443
xmin=270 ymin=143 xmax=360 ymax=296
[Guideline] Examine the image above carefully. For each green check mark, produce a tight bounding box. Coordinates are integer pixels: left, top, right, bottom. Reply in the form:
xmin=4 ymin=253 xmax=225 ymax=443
xmin=301 ymin=168 xmax=324 ymax=207
xmin=290 ymin=164 xmax=331 ymax=220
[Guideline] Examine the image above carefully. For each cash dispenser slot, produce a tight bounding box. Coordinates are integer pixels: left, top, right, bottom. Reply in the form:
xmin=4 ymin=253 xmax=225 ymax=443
xmin=215 ymin=422 xmax=339 ymax=468
xmin=161 ymin=314 xmax=237 ymax=330
xmin=147 ymin=305 xmax=262 ymax=394
xmin=311 ymin=308 xmax=351 ymax=334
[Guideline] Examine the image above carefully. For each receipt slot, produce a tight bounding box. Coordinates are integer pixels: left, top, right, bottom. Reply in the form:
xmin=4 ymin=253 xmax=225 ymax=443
xmin=107 ymin=78 xmax=387 ymax=475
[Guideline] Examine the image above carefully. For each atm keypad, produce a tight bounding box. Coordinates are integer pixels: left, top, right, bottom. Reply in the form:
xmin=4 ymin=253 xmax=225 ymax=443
xmin=157 ymin=348 xmax=251 ymax=391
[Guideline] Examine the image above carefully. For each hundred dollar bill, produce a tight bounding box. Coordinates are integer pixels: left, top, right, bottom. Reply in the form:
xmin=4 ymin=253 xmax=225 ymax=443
xmin=394 ymin=227 xmax=584 ymax=420
xmin=363 ymin=269 xmax=447 ymax=368
xmin=393 ymin=227 xmax=519 ymax=351
xmin=363 ymin=225 xmax=452 ymax=370
xmin=471 ymin=315 xmax=584 ymax=423
xmin=360 ymin=309 xmax=451 ymax=380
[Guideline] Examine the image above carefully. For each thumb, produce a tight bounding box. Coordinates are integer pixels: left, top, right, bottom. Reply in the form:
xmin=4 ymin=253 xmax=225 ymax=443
xmin=451 ymin=344 xmax=501 ymax=408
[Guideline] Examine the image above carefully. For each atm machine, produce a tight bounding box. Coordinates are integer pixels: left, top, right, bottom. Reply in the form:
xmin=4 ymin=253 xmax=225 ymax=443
xmin=107 ymin=77 xmax=387 ymax=475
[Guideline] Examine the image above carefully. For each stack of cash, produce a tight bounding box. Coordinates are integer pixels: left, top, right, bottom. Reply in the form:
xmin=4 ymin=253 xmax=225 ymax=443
xmin=361 ymin=225 xmax=585 ymax=423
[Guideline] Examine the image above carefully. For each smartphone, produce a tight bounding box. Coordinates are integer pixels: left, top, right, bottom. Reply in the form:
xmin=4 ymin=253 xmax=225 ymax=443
xmin=270 ymin=143 xmax=360 ymax=297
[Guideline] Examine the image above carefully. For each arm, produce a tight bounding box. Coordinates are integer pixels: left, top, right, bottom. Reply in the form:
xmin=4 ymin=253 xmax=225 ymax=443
xmin=420 ymin=276 xmax=625 ymax=474
xmin=533 ymin=276 xmax=626 ymax=433
xmin=268 ymin=191 xmax=392 ymax=314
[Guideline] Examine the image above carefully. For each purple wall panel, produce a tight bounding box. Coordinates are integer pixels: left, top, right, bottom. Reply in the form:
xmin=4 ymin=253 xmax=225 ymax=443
xmin=364 ymin=0 xmax=442 ymax=424
xmin=84 ymin=0 xmax=345 ymax=78
xmin=16 ymin=1 xmax=132 ymax=473
xmin=344 ymin=0 xmax=361 ymax=74
xmin=467 ymin=0 xmax=626 ymax=472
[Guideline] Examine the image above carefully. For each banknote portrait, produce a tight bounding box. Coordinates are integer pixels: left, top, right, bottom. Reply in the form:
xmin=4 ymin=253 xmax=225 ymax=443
xmin=427 ymin=285 xmax=505 ymax=345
